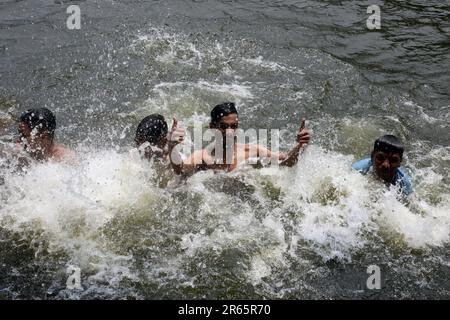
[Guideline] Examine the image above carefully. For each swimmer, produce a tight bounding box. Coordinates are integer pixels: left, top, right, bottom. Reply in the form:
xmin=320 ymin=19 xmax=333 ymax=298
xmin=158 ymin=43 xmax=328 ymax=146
xmin=17 ymin=108 xmax=74 ymax=162
xmin=169 ymin=102 xmax=311 ymax=176
xmin=135 ymin=114 xmax=170 ymax=161
xmin=134 ymin=114 xmax=183 ymax=187
xmin=352 ymin=134 xmax=413 ymax=198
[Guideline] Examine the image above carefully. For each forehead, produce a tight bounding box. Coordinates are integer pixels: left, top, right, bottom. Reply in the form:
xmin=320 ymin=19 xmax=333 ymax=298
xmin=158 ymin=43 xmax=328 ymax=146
xmin=374 ymin=151 xmax=401 ymax=158
xmin=219 ymin=114 xmax=238 ymax=123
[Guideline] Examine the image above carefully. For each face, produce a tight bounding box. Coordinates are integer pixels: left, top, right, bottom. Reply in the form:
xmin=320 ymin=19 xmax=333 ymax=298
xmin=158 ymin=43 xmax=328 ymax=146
xmin=18 ymin=122 xmax=44 ymax=147
xmin=212 ymin=113 xmax=239 ymax=138
xmin=137 ymin=138 xmax=167 ymax=161
xmin=372 ymin=151 xmax=402 ymax=183
xmin=18 ymin=122 xmax=52 ymax=159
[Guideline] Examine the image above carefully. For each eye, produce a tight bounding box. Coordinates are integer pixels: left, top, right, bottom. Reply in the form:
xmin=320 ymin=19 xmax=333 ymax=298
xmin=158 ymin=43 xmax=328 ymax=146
xmin=390 ymin=157 xmax=400 ymax=164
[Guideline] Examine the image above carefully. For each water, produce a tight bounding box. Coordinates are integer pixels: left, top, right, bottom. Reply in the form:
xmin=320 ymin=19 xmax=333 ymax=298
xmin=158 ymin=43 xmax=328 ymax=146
xmin=0 ymin=0 xmax=449 ymax=299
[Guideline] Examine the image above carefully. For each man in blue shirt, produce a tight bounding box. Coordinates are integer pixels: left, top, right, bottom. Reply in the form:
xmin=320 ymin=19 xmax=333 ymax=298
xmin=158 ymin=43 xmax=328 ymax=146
xmin=352 ymin=135 xmax=413 ymax=198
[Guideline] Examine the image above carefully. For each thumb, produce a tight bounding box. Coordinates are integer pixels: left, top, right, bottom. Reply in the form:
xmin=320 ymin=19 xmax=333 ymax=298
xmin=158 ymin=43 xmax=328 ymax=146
xmin=171 ymin=116 xmax=178 ymax=131
xmin=300 ymin=117 xmax=306 ymax=131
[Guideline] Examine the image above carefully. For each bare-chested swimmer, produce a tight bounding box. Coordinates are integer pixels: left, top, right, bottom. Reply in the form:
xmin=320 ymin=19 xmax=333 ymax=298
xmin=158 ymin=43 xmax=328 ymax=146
xmin=168 ymin=102 xmax=311 ymax=176
xmin=17 ymin=108 xmax=74 ymax=162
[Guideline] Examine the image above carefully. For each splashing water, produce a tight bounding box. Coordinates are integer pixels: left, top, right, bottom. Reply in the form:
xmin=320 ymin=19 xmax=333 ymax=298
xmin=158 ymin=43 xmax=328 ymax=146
xmin=1 ymin=7 xmax=449 ymax=299
xmin=1 ymin=140 xmax=449 ymax=299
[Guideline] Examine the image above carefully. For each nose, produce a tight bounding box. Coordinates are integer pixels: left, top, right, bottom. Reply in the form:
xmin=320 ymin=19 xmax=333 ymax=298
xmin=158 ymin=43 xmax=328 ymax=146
xmin=381 ymin=159 xmax=390 ymax=169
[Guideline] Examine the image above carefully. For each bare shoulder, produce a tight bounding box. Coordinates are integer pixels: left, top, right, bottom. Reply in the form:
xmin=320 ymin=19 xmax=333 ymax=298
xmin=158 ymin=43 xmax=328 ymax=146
xmin=52 ymin=143 xmax=76 ymax=162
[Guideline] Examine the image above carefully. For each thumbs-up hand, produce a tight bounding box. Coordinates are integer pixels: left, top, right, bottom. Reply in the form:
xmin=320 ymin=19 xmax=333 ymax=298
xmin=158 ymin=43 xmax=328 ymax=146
xmin=168 ymin=116 xmax=185 ymax=147
xmin=296 ymin=117 xmax=310 ymax=146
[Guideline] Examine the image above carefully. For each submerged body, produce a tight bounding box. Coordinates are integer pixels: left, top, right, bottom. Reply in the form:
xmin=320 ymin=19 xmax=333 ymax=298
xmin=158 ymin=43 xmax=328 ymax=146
xmin=352 ymin=135 xmax=414 ymax=199
xmin=352 ymin=157 xmax=413 ymax=197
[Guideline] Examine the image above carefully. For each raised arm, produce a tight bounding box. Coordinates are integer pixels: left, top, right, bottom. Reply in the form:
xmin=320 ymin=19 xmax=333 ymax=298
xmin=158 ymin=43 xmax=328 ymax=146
xmin=279 ymin=118 xmax=310 ymax=167
xmin=255 ymin=118 xmax=310 ymax=167
xmin=168 ymin=118 xmax=213 ymax=176
xmin=168 ymin=117 xmax=185 ymax=175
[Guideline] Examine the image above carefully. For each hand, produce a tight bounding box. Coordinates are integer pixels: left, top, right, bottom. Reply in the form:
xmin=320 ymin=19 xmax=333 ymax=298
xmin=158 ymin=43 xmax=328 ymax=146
xmin=168 ymin=116 xmax=185 ymax=147
xmin=296 ymin=118 xmax=310 ymax=146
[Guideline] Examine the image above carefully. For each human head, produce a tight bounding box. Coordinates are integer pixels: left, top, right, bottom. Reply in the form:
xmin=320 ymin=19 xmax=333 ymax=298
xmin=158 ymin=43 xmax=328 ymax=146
xmin=371 ymin=134 xmax=404 ymax=183
xmin=19 ymin=108 xmax=56 ymax=140
xmin=18 ymin=108 xmax=56 ymax=158
xmin=135 ymin=114 xmax=168 ymax=159
xmin=209 ymin=102 xmax=239 ymax=136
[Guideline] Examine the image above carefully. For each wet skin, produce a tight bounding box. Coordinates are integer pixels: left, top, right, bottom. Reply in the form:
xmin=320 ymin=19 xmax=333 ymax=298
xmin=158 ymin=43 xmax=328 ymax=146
xmin=169 ymin=113 xmax=311 ymax=175
xmin=18 ymin=122 xmax=72 ymax=162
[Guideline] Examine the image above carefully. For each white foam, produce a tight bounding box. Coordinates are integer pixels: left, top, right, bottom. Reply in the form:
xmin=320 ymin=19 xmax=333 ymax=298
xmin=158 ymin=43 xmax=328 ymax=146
xmin=1 ymin=143 xmax=449 ymax=297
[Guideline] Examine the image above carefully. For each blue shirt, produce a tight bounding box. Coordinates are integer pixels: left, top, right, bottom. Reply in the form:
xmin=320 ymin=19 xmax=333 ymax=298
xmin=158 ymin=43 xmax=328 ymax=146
xmin=352 ymin=158 xmax=413 ymax=197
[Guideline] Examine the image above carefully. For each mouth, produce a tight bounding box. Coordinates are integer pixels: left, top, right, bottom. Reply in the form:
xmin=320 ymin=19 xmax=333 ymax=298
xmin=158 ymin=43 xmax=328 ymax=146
xmin=377 ymin=168 xmax=393 ymax=181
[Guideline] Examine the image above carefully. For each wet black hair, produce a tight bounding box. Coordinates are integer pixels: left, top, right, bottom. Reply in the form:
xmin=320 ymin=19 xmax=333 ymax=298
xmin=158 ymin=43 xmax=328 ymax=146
xmin=135 ymin=114 xmax=168 ymax=146
xmin=373 ymin=135 xmax=404 ymax=156
xmin=210 ymin=102 xmax=238 ymax=124
xmin=20 ymin=108 xmax=56 ymax=139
